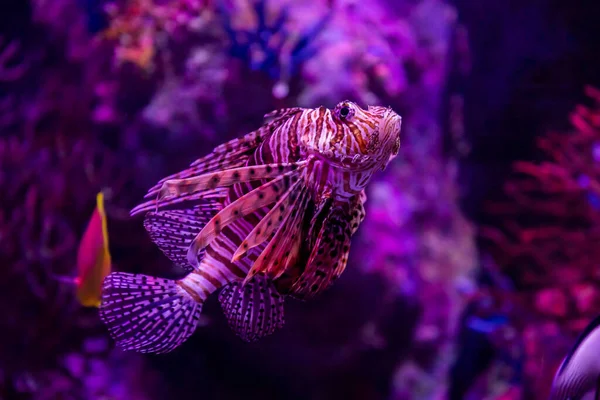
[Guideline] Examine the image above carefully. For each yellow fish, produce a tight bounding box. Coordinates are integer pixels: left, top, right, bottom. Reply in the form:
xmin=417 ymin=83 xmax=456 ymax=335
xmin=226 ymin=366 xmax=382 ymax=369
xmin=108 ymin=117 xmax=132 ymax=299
xmin=75 ymin=192 xmax=112 ymax=307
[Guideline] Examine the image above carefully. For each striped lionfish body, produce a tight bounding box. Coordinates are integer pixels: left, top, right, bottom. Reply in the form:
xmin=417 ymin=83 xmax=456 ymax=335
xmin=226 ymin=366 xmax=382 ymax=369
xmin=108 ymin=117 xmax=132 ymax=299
xmin=99 ymin=101 xmax=402 ymax=353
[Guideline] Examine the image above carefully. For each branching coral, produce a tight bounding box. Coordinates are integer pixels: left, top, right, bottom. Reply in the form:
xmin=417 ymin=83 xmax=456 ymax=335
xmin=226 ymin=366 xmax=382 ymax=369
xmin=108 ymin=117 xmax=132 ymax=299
xmin=481 ymin=86 xmax=600 ymax=397
xmin=217 ymin=0 xmax=331 ymax=99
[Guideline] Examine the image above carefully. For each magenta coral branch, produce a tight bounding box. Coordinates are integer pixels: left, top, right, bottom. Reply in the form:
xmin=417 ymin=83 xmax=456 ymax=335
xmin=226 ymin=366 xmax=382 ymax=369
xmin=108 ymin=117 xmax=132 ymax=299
xmin=482 ymin=86 xmax=600 ymax=396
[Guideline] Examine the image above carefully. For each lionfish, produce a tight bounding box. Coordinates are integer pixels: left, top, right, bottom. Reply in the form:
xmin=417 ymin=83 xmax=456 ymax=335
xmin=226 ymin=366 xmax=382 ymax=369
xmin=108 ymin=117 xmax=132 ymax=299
xmin=99 ymin=101 xmax=402 ymax=353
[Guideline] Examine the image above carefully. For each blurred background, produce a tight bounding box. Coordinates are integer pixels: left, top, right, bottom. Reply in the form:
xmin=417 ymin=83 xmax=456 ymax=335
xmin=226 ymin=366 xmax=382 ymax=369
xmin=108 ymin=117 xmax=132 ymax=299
xmin=1 ymin=0 xmax=600 ymax=398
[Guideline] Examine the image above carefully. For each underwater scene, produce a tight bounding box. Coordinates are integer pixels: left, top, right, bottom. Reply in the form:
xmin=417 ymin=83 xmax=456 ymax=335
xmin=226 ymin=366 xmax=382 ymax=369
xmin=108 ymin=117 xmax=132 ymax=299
xmin=1 ymin=0 xmax=600 ymax=399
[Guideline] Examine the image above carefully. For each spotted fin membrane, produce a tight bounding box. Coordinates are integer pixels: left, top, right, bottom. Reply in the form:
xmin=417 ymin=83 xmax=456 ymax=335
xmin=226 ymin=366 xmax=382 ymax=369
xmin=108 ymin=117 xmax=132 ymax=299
xmin=185 ymin=164 xmax=308 ymax=268
xmin=218 ymin=274 xmax=285 ymax=343
xmin=290 ymin=193 xmax=366 ymax=300
xmin=243 ymin=188 xmax=310 ymax=283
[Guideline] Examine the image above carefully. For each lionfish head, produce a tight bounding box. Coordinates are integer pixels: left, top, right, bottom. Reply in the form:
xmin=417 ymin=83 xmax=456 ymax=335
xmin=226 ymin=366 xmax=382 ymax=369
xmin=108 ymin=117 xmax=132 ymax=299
xmin=327 ymin=100 xmax=402 ymax=171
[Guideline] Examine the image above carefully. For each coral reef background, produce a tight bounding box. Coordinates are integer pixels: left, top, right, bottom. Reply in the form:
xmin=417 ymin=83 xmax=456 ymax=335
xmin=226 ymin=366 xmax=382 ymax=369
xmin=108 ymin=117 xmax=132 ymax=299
xmin=0 ymin=0 xmax=599 ymax=399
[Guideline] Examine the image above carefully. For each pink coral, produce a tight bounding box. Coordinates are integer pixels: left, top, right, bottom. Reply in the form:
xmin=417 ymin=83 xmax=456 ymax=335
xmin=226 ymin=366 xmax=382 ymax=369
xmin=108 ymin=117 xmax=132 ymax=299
xmin=482 ymin=86 xmax=600 ymax=396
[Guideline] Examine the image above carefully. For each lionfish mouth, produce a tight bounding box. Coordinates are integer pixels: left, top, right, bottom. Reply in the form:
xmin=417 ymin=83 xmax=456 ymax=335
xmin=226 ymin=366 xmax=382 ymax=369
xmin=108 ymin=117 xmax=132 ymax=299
xmin=310 ymin=150 xmax=376 ymax=171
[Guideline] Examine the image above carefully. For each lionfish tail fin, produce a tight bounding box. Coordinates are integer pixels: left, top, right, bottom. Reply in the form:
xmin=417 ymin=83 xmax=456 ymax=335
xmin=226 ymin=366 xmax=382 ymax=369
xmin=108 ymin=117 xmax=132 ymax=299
xmin=218 ymin=275 xmax=285 ymax=342
xmin=100 ymin=272 xmax=202 ymax=354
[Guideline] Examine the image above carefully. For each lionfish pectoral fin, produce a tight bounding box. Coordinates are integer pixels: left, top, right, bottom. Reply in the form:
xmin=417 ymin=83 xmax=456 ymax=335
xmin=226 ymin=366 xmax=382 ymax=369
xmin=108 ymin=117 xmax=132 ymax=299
xmin=100 ymin=273 xmax=203 ymax=354
xmin=271 ymin=240 xmax=302 ymax=281
xmin=290 ymin=195 xmax=366 ymax=300
xmin=143 ymin=202 xmax=222 ymax=271
xmin=131 ymin=187 xmax=228 ymax=217
xmin=244 ymin=188 xmax=310 ymax=284
xmin=132 ymin=108 xmax=304 ymax=216
xmin=231 ymin=179 xmax=304 ymax=262
xmin=157 ymin=161 xmax=306 ymax=201
xmin=186 ymin=166 xmax=307 ymax=267
xmin=218 ymin=274 xmax=285 ymax=343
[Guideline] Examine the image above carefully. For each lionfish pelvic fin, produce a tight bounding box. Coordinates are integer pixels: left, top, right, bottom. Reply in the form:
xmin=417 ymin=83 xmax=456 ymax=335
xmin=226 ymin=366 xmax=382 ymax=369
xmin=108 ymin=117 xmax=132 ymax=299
xmin=218 ymin=274 xmax=285 ymax=343
xmin=290 ymin=193 xmax=366 ymax=300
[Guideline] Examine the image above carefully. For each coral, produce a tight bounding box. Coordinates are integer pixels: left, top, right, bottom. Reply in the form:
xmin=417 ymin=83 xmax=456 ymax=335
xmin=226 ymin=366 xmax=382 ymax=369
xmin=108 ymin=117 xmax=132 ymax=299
xmin=101 ymin=0 xmax=205 ymax=70
xmin=217 ymin=0 xmax=331 ymax=99
xmin=299 ymin=0 xmax=416 ymax=106
xmin=481 ymin=86 xmax=600 ymax=397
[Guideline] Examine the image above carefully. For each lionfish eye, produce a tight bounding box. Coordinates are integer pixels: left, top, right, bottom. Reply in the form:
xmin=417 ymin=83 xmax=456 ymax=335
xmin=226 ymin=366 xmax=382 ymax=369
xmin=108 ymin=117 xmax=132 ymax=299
xmin=335 ymin=102 xmax=355 ymax=120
